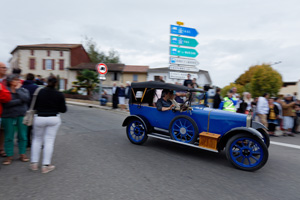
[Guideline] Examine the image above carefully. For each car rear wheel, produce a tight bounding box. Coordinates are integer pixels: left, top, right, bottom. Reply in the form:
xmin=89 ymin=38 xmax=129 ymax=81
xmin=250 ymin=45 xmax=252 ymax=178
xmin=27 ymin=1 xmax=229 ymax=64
xmin=126 ymin=119 xmax=148 ymax=145
xmin=225 ymin=133 xmax=268 ymax=171
xmin=169 ymin=116 xmax=198 ymax=144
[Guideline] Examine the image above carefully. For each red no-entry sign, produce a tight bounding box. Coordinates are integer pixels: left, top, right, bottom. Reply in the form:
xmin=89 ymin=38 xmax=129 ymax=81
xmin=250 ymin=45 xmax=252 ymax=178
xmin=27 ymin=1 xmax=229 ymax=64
xmin=96 ymin=63 xmax=108 ymax=75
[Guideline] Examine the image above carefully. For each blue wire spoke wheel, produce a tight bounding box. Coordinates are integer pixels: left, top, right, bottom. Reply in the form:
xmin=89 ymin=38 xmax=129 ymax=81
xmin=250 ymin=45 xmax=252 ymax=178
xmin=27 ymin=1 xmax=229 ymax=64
xmin=126 ymin=119 xmax=148 ymax=145
xmin=169 ymin=116 xmax=198 ymax=144
xmin=226 ymin=133 xmax=268 ymax=171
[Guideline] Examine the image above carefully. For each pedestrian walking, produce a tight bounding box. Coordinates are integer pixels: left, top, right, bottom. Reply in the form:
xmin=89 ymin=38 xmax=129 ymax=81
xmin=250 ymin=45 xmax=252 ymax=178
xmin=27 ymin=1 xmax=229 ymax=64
xmin=2 ymin=74 xmax=30 ymax=165
xmin=112 ymin=82 xmax=119 ymax=109
xmin=213 ymin=88 xmax=222 ymax=109
xmin=22 ymin=73 xmax=39 ymax=148
xmin=281 ymin=94 xmax=296 ymax=136
xmin=256 ymin=93 xmax=270 ymax=127
xmin=267 ymin=98 xmax=279 ymax=137
xmin=238 ymin=92 xmax=253 ymax=114
xmin=30 ymin=76 xmax=67 ymax=173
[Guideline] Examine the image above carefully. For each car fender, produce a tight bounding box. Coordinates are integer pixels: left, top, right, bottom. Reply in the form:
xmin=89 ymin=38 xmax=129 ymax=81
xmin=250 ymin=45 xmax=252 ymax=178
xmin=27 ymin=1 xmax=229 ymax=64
xmin=218 ymin=127 xmax=263 ymax=151
xmin=122 ymin=115 xmax=152 ymax=133
xmin=251 ymin=121 xmax=267 ymax=130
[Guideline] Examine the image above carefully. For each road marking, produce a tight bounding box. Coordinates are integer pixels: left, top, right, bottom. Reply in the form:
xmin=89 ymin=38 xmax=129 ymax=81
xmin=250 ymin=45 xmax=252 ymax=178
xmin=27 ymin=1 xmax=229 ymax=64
xmin=270 ymin=141 xmax=300 ymax=150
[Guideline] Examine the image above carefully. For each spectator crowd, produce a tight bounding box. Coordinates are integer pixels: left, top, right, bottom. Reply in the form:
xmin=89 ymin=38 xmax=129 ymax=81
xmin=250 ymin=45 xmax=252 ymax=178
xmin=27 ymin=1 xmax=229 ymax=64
xmin=0 ymin=62 xmax=67 ymax=173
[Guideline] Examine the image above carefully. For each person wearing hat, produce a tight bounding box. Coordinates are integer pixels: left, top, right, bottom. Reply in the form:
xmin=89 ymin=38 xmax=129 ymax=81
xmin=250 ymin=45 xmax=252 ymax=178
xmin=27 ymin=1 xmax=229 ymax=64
xmin=281 ymin=94 xmax=296 ymax=136
xmin=1 ymin=74 xmax=30 ymax=165
xmin=219 ymin=90 xmax=237 ymax=112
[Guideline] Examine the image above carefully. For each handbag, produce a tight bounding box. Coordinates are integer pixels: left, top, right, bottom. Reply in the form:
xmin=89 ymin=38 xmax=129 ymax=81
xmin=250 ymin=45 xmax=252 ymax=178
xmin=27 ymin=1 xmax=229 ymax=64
xmin=23 ymin=87 xmax=43 ymax=126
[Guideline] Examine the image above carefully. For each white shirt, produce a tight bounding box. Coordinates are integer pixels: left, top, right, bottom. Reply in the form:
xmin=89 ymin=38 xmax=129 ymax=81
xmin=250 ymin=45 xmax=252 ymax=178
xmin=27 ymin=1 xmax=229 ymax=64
xmin=256 ymin=97 xmax=269 ymax=114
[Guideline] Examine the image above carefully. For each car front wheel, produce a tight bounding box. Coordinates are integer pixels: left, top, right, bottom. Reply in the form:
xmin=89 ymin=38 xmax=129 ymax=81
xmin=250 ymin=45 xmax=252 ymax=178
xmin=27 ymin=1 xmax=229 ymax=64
xmin=126 ymin=119 xmax=148 ymax=145
xmin=225 ymin=133 xmax=268 ymax=171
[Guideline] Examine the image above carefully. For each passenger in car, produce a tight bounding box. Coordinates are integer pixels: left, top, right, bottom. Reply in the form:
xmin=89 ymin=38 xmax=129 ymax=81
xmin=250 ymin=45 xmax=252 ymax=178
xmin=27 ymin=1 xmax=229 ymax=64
xmin=156 ymin=89 xmax=175 ymax=111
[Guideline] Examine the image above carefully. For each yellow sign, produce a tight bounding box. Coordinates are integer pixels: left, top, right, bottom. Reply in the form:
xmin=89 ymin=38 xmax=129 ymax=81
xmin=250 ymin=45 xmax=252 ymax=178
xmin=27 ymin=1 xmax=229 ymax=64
xmin=176 ymin=21 xmax=184 ymax=26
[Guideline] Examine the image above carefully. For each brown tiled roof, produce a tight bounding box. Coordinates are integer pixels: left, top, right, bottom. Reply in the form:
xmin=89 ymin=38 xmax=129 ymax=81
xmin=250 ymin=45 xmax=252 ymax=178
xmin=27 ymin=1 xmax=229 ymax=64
xmin=11 ymin=44 xmax=82 ymax=54
xmin=69 ymin=63 xmax=125 ymax=72
xmin=123 ymin=65 xmax=149 ymax=73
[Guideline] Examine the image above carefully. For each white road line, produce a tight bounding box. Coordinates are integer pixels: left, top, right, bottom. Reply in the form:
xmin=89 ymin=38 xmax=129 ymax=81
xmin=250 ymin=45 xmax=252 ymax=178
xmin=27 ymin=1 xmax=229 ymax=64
xmin=270 ymin=141 xmax=300 ymax=150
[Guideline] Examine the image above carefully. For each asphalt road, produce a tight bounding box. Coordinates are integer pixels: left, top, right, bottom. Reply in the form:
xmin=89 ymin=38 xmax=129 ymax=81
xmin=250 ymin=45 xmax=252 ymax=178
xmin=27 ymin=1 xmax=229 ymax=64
xmin=1 ymin=105 xmax=300 ymax=200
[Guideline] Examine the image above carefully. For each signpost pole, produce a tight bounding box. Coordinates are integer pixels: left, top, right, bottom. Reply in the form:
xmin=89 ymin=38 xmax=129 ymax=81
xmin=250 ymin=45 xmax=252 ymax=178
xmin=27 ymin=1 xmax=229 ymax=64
xmin=99 ymin=77 xmax=102 ymax=102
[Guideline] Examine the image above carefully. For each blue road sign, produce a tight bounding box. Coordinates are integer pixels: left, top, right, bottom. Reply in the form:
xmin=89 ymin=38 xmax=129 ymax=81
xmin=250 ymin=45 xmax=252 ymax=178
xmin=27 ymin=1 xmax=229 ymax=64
xmin=170 ymin=25 xmax=198 ymax=37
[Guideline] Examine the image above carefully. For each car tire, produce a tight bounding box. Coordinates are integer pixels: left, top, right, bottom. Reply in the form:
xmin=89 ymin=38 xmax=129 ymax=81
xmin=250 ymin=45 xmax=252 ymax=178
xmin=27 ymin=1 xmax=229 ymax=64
xmin=225 ymin=133 xmax=268 ymax=171
xmin=126 ymin=119 xmax=148 ymax=145
xmin=169 ymin=115 xmax=198 ymax=144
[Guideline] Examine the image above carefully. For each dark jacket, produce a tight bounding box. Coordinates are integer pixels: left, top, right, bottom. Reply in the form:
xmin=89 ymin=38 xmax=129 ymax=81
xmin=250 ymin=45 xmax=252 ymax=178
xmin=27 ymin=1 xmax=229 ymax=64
xmin=34 ymin=87 xmax=67 ymax=115
xmin=2 ymin=87 xmax=30 ymax=118
xmin=125 ymin=86 xmax=131 ymax=99
xmin=213 ymin=93 xmax=221 ymax=109
xmin=118 ymin=87 xmax=126 ymax=97
xmin=156 ymin=98 xmax=172 ymax=111
xmin=22 ymin=80 xmax=39 ymax=106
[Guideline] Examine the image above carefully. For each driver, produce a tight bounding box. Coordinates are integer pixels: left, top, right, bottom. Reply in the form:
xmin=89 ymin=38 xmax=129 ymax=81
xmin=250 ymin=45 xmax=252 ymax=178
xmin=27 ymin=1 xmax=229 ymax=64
xmin=156 ymin=89 xmax=175 ymax=111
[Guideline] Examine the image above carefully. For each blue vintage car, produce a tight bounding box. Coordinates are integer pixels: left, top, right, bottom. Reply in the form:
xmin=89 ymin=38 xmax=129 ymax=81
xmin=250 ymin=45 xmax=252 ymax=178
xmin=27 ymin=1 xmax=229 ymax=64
xmin=122 ymin=81 xmax=269 ymax=171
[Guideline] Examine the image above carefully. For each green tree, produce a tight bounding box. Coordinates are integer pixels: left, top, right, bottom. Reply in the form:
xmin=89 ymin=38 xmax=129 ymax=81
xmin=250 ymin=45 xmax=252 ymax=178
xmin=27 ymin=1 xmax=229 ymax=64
xmin=73 ymin=69 xmax=99 ymax=96
xmin=250 ymin=65 xmax=282 ymax=97
xmin=224 ymin=63 xmax=283 ymax=97
xmin=83 ymin=36 xmax=120 ymax=63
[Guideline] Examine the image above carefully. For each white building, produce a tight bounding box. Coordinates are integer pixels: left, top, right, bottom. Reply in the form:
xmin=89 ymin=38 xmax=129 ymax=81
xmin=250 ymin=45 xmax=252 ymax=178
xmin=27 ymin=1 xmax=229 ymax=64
xmin=147 ymin=67 xmax=212 ymax=86
xmin=9 ymin=44 xmax=91 ymax=90
xmin=279 ymin=80 xmax=300 ymax=99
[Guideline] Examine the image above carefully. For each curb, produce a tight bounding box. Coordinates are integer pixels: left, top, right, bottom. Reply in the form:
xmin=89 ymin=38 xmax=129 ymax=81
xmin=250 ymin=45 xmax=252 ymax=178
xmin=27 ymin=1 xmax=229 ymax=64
xmin=66 ymin=101 xmax=130 ymax=115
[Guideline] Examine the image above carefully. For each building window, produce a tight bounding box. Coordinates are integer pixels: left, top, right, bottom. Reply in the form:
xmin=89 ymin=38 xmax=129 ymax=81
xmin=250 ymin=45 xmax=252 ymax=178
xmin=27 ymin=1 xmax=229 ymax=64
xmin=30 ymin=50 xmax=34 ymax=56
xmin=112 ymin=72 xmax=118 ymax=81
xmin=133 ymin=74 xmax=138 ymax=82
xmin=47 ymin=50 xmax=51 ymax=56
xmin=60 ymin=51 xmax=63 ymax=57
xmin=59 ymin=79 xmax=65 ymax=90
xmin=45 ymin=59 xmax=53 ymax=70
xmin=59 ymin=59 xmax=64 ymax=70
xmin=29 ymin=58 xmax=35 ymax=70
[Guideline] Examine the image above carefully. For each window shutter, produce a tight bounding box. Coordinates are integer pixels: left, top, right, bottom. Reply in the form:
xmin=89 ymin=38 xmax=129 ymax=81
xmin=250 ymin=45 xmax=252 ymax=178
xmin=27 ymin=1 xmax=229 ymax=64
xmin=65 ymin=79 xmax=68 ymax=90
xmin=52 ymin=59 xmax=55 ymax=70
xmin=29 ymin=58 xmax=35 ymax=70
xmin=43 ymin=59 xmax=45 ymax=70
xmin=59 ymin=59 xmax=64 ymax=70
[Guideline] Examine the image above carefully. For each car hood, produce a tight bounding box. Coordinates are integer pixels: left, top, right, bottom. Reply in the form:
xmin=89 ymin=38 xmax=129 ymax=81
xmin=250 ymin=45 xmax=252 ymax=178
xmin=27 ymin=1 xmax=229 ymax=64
xmin=192 ymin=107 xmax=247 ymax=135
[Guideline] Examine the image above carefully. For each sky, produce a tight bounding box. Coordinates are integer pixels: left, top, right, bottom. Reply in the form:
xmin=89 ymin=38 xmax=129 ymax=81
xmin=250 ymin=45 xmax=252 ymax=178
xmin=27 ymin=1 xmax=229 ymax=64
xmin=1 ymin=0 xmax=300 ymax=87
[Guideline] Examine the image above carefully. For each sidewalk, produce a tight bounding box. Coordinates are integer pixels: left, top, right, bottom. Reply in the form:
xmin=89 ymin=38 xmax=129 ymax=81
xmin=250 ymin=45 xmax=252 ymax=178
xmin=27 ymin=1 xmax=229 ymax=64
xmin=66 ymin=98 xmax=129 ymax=114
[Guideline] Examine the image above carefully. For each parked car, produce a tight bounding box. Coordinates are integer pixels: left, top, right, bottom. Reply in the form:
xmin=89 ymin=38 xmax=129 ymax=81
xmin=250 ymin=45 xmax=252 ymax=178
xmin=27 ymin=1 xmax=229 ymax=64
xmin=122 ymin=81 xmax=269 ymax=171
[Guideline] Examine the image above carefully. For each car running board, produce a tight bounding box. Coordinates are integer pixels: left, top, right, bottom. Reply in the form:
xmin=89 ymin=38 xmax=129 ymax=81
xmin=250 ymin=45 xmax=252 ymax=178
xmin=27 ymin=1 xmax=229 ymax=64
xmin=147 ymin=132 xmax=219 ymax=153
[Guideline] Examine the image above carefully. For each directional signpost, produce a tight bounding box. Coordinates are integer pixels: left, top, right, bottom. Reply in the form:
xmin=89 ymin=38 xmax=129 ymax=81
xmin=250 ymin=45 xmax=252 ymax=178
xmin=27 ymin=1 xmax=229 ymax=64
xmin=169 ymin=22 xmax=199 ymax=80
xmin=169 ymin=57 xmax=199 ymax=66
xmin=170 ymin=47 xmax=198 ymax=58
xmin=169 ymin=65 xmax=199 ymax=72
xmin=170 ymin=25 xmax=198 ymax=37
xmin=170 ymin=36 xmax=198 ymax=47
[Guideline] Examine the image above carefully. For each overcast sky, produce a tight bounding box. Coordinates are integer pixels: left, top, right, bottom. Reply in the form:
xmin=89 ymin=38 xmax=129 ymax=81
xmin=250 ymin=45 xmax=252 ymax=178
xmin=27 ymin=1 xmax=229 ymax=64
xmin=1 ymin=0 xmax=300 ymax=87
